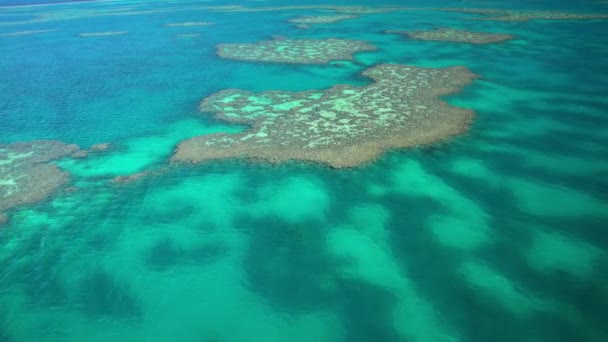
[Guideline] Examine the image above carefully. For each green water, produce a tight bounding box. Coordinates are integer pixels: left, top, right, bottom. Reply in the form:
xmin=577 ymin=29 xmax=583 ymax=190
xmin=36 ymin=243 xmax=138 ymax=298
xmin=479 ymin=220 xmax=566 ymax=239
xmin=1 ymin=1 xmax=608 ymax=341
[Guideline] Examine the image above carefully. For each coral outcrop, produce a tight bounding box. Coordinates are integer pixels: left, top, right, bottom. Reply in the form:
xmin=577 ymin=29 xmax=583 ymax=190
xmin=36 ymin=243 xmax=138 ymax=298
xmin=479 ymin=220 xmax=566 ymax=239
xmin=0 ymin=140 xmax=79 ymax=216
xmin=288 ymin=14 xmax=357 ymax=28
xmin=217 ymin=37 xmax=376 ymax=64
xmin=173 ymin=64 xmax=477 ymax=168
xmin=386 ymin=28 xmax=513 ymax=44
xmin=435 ymin=8 xmax=608 ymax=21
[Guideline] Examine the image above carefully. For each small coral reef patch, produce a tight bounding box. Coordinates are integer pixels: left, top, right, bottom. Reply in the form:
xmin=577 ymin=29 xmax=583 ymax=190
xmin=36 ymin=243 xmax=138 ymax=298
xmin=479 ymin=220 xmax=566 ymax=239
xmin=331 ymin=6 xmax=411 ymax=14
xmin=386 ymin=28 xmax=513 ymax=44
xmin=436 ymin=8 xmax=608 ymax=21
xmin=217 ymin=37 xmax=376 ymax=64
xmin=172 ymin=64 xmax=477 ymax=168
xmin=0 ymin=140 xmax=79 ymax=216
xmin=112 ymin=171 xmax=150 ymax=184
xmin=288 ymin=14 xmax=357 ymax=28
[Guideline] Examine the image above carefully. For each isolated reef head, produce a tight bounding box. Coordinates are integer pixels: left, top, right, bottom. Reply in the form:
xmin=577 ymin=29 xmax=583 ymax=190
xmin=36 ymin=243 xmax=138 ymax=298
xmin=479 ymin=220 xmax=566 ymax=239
xmin=217 ymin=37 xmax=377 ymax=64
xmin=0 ymin=140 xmax=79 ymax=216
xmin=288 ymin=14 xmax=358 ymax=28
xmin=172 ymin=64 xmax=478 ymax=168
xmin=386 ymin=28 xmax=514 ymax=44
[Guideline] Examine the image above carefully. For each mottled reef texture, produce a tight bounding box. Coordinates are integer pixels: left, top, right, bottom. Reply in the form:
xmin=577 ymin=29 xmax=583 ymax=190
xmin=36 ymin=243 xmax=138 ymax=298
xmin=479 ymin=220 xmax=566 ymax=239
xmin=173 ymin=64 xmax=477 ymax=168
xmin=387 ymin=28 xmax=513 ymax=44
xmin=0 ymin=140 xmax=79 ymax=217
xmin=436 ymin=8 xmax=608 ymax=21
xmin=288 ymin=14 xmax=357 ymax=29
xmin=217 ymin=38 xmax=376 ymax=64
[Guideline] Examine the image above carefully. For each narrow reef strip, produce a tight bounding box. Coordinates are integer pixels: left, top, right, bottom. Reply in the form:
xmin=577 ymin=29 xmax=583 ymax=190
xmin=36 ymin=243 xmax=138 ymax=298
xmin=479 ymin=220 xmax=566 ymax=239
xmin=288 ymin=14 xmax=357 ymax=28
xmin=172 ymin=64 xmax=478 ymax=168
xmin=434 ymin=8 xmax=608 ymax=21
xmin=386 ymin=28 xmax=514 ymax=44
xmin=217 ymin=37 xmax=376 ymax=64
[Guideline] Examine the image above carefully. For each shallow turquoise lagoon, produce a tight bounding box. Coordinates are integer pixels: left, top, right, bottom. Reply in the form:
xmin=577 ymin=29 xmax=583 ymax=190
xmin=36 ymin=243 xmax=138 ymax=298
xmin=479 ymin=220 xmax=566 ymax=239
xmin=1 ymin=0 xmax=608 ymax=341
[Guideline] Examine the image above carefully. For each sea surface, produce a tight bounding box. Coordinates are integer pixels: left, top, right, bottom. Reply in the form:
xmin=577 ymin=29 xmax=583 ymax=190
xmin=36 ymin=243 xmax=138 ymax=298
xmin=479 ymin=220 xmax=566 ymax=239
xmin=1 ymin=0 xmax=608 ymax=341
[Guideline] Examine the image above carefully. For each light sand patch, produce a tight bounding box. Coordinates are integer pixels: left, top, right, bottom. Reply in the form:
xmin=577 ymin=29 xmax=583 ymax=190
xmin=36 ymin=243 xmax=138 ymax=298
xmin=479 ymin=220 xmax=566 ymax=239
xmin=525 ymin=228 xmax=603 ymax=277
xmin=460 ymin=260 xmax=547 ymax=316
xmin=327 ymin=205 xmax=459 ymax=342
xmin=459 ymin=259 xmax=608 ymax=340
xmin=508 ymin=178 xmax=608 ymax=217
xmin=252 ymin=176 xmax=330 ymax=224
xmin=374 ymin=159 xmax=491 ymax=250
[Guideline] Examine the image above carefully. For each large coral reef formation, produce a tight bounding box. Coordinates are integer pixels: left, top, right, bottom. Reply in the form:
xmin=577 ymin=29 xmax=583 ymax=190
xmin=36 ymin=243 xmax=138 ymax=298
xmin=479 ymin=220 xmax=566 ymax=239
xmin=0 ymin=140 xmax=80 ymax=223
xmin=172 ymin=64 xmax=477 ymax=168
xmin=217 ymin=37 xmax=377 ymax=64
xmin=386 ymin=28 xmax=514 ymax=44
xmin=435 ymin=8 xmax=608 ymax=21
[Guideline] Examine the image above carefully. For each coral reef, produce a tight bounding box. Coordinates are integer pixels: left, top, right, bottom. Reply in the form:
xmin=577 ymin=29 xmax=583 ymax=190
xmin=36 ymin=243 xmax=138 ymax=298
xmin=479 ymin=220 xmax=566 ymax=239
xmin=70 ymin=142 xmax=111 ymax=159
xmin=217 ymin=37 xmax=376 ymax=64
xmin=172 ymin=64 xmax=477 ymax=168
xmin=71 ymin=150 xmax=89 ymax=158
xmin=91 ymin=143 xmax=110 ymax=152
xmin=435 ymin=8 xmax=608 ymax=21
xmin=0 ymin=140 xmax=79 ymax=216
xmin=288 ymin=14 xmax=357 ymax=28
xmin=112 ymin=171 xmax=149 ymax=183
xmin=386 ymin=28 xmax=513 ymax=44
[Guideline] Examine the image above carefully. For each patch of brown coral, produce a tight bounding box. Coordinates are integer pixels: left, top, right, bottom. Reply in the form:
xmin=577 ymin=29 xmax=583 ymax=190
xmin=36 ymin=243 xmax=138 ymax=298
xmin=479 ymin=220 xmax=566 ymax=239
xmin=0 ymin=140 xmax=79 ymax=217
xmin=435 ymin=8 xmax=608 ymax=21
xmin=288 ymin=14 xmax=358 ymax=29
xmin=387 ymin=28 xmax=513 ymax=44
xmin=172 ymin=64 xmax=477 ymax=168
xmin=217 ymin=37 xmax=376 ymax=64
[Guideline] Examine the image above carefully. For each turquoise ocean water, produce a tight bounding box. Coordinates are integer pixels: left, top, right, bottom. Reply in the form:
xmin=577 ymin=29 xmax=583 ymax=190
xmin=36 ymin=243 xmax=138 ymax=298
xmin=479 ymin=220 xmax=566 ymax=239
xmin=1 ymin=0 xmax=608 ymax=341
